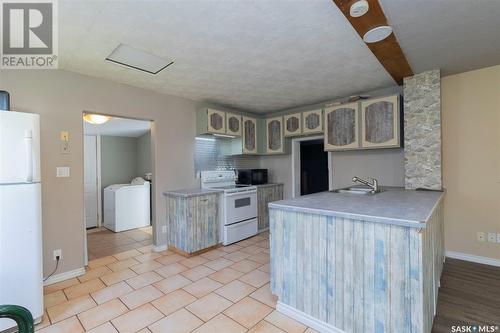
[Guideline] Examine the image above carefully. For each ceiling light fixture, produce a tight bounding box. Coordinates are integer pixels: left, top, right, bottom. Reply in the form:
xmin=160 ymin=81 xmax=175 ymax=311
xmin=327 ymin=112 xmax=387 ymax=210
xmin=349 ymin=0 xmax=369 ymax=17
xmin=363 ymin=25 xmax=393 ymax=43
xmin=83 ymin=114 xmax=111 ymax=125
xmin=106 ymin=44 xmax=174 ymax=74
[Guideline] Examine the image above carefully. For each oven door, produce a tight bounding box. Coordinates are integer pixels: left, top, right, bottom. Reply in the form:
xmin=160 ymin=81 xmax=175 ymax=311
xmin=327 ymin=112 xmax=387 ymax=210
xmin=224 ymin=190 xmax=257 ymax=225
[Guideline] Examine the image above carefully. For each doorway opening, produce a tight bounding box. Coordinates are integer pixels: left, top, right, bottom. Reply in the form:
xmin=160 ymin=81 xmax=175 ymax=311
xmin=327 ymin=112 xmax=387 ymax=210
xmin=292 ymin=136 xmax=331 ymax=197
xmin=300 ymin=139 xmax=329 ymax=195
xmin=83 ymin=113 xmax=154 ymax=263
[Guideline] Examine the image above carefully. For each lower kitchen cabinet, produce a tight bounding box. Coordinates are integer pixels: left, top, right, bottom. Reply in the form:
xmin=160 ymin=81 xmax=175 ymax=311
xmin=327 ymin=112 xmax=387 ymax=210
xmin=165 ymin=192 xmax=219 ymax=255
xmin=257 ymin=184 xmax=283 ymax=231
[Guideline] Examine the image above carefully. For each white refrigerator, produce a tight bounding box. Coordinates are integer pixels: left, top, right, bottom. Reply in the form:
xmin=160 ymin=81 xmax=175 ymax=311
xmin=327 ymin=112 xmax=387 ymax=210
xmin=0 ymin=111 xmax=43 ymax=330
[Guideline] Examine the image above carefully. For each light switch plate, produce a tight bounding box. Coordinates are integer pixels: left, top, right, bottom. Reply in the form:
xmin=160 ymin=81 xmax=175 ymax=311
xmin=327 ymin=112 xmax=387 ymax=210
xmin=56 ymin=167 xmax=70 ymax=178
xmin=497 ymin=233 xmax=500 ymax=243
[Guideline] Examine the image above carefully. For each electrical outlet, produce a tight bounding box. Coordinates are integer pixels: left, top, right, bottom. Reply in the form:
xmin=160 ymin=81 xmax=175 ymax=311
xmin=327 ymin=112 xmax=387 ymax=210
xmin=162 ymin=226 xmax=167 ymax=233
xmin=487 ymin=233 xmax=497 ymax=243
xmin=60 ymin=141 xmax=70 ymax=154
xmin=53 ymin=249 xmax=62 ymax=261
xmin=477 ymin=232 xmax=486 ymax=242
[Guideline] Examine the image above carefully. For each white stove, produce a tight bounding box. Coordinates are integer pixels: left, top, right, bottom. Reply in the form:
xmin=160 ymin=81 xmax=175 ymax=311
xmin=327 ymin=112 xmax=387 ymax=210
xmin=201 ymin=171 xmax=258 ymax=245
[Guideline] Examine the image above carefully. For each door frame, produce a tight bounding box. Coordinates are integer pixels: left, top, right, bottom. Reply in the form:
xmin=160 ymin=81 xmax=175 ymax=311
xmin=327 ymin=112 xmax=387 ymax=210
xmin=291 ymin=135 xmax=333 ymax=198
xmin=95 ymin=135 xmax=102 ymax=226
xmin=83 ymin=135 xmax=102 ymax=227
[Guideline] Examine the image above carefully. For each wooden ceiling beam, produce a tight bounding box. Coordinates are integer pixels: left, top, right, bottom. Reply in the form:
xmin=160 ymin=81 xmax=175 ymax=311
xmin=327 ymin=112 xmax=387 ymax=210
xmin=332 ymin=0 xmax=413 ymax=84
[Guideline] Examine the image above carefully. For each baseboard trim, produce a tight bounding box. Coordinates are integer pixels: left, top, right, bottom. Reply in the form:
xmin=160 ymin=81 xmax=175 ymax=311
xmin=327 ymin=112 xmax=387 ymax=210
xmin=153 ymin=244 xmax=168 ymax=252
xmin=446 ymin=251 xmax=500 ymax=267
xmin=276 ymin=302 xmax=344 ymax=333
xmin=43 ymin=267 xmax=86 ymax=286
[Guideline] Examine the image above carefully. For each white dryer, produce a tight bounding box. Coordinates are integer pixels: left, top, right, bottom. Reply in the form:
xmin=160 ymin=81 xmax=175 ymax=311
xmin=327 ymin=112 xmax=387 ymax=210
xmin=104 ymin=179 xmax=150 ymax=232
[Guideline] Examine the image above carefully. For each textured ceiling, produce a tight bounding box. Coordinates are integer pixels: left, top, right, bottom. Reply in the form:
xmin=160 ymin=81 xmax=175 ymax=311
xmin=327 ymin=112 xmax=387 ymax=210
xmin=59 ymin=0 xmax=394 ymax=113
xmin=59 ymin=0 xmax=500 ymax=113
xmin=380 ymin=0 xmax=500 ymax=76
xmin=84 ymin=116 xmax=151 ymax=137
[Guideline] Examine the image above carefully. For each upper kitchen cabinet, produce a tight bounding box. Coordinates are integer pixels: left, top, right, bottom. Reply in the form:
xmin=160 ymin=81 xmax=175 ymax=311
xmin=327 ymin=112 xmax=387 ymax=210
xmin=265 ymin=116 xmax=285 ymax=154
xmin=284 ymin=113 xmax=302 ymax=137
xmin=302 ymin=109 xmax=323 ymax=134
xmin=207 ymin=109 xmax=226 ymax=134
xmin=360 ymin=95 xmax=401 ymax=149
xmin=197 ymin=108 xmax=226 ymax=135
xmin=242 ymin=116 xmax=258 ymax=154
xmin=226 ymin=113 xmax=242 ymax=136
xmin=324 ymin=102 xmax=360 ymax=151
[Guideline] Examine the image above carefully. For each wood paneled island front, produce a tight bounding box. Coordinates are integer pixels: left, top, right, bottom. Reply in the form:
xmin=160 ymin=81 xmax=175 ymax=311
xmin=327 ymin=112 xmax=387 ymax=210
xmin=269 ymin=187 xmax=444 ymax=333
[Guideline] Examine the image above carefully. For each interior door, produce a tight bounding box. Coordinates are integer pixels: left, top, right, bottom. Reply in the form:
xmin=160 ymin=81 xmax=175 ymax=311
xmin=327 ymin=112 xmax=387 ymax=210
xmin=84 ymin=135 xmax=98 ymax=228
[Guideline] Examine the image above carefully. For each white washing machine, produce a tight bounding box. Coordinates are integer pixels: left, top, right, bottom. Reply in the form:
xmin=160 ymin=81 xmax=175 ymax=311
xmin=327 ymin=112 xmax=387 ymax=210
xmin=104 ymin=180 xmax=151 ymax=232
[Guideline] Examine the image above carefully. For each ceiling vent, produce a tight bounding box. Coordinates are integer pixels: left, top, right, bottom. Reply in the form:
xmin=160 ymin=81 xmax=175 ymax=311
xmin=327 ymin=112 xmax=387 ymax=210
xmin=105 ymin=44 xmax=173 ymax=74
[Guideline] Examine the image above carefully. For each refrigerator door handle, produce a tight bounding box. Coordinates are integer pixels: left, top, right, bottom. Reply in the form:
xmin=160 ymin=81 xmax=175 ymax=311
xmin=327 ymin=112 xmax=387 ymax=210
xmin=25 ymin=130 xmax=33 ymax=183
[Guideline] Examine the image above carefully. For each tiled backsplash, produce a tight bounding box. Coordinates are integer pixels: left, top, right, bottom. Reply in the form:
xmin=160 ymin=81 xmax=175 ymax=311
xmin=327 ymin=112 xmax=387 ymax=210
xmin=194 ymin=137 xmax=260 ymax=177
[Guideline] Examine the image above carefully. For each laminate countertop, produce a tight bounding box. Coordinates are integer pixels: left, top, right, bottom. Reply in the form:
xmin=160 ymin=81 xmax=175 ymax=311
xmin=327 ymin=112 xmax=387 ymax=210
xmin=269 ymin=186 xmax=444 ymax=228
xmin=163 ymin=188 xmax=222 ymax=198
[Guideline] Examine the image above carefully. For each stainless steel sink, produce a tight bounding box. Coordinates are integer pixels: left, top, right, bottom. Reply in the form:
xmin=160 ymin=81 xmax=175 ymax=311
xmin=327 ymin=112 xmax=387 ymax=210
xmin=330 ymin=187 xmax=381 ymax=195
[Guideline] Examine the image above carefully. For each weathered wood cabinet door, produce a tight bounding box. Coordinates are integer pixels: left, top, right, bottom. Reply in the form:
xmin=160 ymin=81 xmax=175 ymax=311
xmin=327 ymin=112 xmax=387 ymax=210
xmin=284 ymin=113 xmax=302 ymax=137
xmin=302 ymin=109 xmax=323 ymax=134
xmin=207 ymin=109 xmax=226 ymax=134
xmin=361 ymin=95 xmax=400 ymax=148
xmin=266 ymin=116 xmax=284 ymax=154
xmin=226 ymin=113 xmax=242 ymax=136
xmin=166 ymin=193 xmax=219 ymax=254
xmin=324 ymin=103 xmax=360 ymax=150
xmin=242 ymin=116 xmax=258 ymax=154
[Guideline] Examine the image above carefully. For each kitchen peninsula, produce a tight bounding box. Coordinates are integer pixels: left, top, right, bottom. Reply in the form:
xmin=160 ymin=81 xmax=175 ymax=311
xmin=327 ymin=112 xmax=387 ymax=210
xmin=269 ymin=187 xmax=444 ymax=333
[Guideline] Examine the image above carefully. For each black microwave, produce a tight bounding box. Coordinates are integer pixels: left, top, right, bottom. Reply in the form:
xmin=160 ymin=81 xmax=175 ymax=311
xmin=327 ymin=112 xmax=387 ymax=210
xmin=236 ymin=169 xmax=268 ymax=185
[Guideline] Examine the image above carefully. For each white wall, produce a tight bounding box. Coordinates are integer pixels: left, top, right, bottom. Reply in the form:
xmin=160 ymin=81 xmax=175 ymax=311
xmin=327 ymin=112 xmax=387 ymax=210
xmin=441 ymin=65 xmax=500 ymax=260
xmin=330 ymin=149 xmax=405 ymax=189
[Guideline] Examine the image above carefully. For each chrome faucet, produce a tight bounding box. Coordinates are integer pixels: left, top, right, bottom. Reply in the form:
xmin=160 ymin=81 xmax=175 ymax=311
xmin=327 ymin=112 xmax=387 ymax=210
xmin=352 ymin=176 xmax=379 ymax=193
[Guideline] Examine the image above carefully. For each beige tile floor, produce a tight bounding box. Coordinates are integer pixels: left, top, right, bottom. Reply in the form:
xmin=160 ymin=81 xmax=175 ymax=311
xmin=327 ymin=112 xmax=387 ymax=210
xmin=87 ymin=227 xmax=153 ymax=261
xmin=38 ymin=231 xmax=319 ymax=333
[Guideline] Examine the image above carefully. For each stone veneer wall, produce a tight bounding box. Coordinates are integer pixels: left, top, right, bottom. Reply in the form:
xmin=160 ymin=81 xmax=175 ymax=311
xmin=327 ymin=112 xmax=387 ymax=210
xmin=403 ymin=69 xmax=442 ymax=190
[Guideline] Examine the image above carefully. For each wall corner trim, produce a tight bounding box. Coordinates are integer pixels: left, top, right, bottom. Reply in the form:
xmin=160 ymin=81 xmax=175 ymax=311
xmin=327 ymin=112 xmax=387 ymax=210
xmin=43 ymin=267 xmax=86 ymax=286
xmin=446 ymin=251 xmax=500 ymax=268
xmin=153 ymin=244 xmax=168 ymax=252
xmin=276 ymin=302 xmax=344 ymax=333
